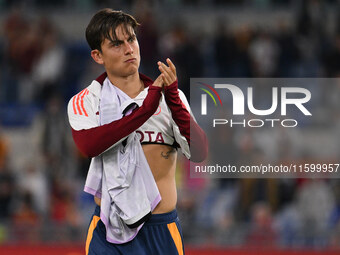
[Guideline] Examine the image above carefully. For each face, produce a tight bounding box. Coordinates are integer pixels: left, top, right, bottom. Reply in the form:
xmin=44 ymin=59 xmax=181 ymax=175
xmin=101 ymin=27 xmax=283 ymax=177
xmin=91 ymin=24 xmax=140 ymax=78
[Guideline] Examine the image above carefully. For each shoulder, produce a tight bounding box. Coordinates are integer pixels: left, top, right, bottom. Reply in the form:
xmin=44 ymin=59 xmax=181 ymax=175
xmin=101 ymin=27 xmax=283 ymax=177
xmin=67 ymin=80 xmax=101 ymax=117
xmin=68 ymin=88 xmax=90 ymax=116
xmin=178 ymin=89 xmax=187 ymax=99
xmin=178 ymin=89 xmax=190 ymax=108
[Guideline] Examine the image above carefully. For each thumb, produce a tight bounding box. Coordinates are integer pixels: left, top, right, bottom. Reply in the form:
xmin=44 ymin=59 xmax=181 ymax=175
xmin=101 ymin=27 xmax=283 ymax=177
xmin=153 ymin=74 xmax=164 ymax=87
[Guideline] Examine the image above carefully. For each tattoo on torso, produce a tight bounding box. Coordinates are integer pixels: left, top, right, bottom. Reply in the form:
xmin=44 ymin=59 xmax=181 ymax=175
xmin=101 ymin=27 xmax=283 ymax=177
xmin=161 ymin=147 xmax=176 ymax=159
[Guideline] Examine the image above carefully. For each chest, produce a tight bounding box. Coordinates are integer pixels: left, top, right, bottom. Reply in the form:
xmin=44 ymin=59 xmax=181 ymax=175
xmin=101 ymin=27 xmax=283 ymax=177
xmin=134 ymin=94 xmax=175 ymax=146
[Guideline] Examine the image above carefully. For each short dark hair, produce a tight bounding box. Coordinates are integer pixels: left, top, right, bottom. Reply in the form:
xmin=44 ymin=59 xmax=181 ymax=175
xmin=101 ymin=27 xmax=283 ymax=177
xmin=85 ymin=8 xmax=139 ymax=51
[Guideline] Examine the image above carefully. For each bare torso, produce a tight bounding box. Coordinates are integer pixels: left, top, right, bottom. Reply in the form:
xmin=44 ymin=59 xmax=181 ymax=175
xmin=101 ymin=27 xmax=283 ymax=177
xmin=94 ymin=143 xmax=178 ymax=214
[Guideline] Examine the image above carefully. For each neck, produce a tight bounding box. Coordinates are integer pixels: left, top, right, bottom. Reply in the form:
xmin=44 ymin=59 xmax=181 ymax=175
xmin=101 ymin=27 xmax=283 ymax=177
xmin=107 ymin=72 xmax=144 ymax=98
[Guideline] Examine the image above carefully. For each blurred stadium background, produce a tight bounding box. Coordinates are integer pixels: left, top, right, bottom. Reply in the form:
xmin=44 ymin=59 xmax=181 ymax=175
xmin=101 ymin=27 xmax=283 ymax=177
xmin=1 ymin=0 xmax=340 ymax=254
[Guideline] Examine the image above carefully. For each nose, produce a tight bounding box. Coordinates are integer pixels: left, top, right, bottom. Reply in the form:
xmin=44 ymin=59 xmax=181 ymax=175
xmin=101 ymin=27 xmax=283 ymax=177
xmin=124 ymin=41 xmax=133 ymax=55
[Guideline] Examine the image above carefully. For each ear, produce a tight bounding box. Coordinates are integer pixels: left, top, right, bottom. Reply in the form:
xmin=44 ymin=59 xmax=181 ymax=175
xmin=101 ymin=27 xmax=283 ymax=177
xmin=91 ymin=49 xmax=104 ymax=65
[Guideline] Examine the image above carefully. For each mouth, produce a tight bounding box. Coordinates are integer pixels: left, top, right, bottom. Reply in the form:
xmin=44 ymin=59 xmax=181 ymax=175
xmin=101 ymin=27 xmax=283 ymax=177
xmin=125 ymin=58 xmax=136 ymax=63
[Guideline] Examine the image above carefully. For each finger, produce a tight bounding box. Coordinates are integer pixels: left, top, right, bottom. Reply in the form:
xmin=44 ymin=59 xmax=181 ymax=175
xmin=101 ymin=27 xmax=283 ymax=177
xmin=158 ymin=62 xmax=176 ymax=82
xmin=156 ymin=75 xmax=165 ymax=87
xmin=160 ymin=69 xmax=172 ymax=85
xmin=153 ymin=74 xmax=164 ymax=87
xmin=166 ymin=58 xmax=176 ymax=75
xmin=158 ymin=64 xmax=172 ymax=84
xmin=158 ymin=61 xmax=172 ymax=75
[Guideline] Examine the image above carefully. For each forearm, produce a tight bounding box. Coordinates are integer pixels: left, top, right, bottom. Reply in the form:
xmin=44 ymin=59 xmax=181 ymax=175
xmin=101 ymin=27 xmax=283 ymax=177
xmin=72 ymin=86 xmax=162 ymax=157
xmin=164 ymin=81 xmax=208 ymax=162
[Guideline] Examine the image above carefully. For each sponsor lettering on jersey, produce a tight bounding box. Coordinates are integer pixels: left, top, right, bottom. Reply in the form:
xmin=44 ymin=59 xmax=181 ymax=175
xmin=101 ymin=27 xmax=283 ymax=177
xmin=136 ymin=130 xmax=165 ymax=143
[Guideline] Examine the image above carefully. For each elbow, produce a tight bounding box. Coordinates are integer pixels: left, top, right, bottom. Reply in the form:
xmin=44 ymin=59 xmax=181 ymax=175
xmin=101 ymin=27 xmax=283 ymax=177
xmin=72 ymin=128 xmax=97 ymax=158
xmin=190 ymin=147 xmax=208 ymax=163
xmin=190 ymin=135 xmax=208 ymax=163
xmin=189 ymin=121 xmax=208 ymax=162
xmin=81 ymin=147 xmax=97 ymax=158
xmin=75 ymin=140 xmax=97 ymax=158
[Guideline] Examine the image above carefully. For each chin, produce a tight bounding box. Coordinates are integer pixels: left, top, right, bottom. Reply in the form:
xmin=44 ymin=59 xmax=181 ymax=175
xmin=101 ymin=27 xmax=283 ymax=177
xmin=123 ymin=68 xmax=139 ymax=77
xmin=127 ymin=65 xmax=139 ymax=74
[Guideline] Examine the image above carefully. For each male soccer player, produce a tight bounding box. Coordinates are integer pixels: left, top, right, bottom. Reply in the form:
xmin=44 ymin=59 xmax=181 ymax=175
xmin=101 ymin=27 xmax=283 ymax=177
xmin=67 ymin=8 xmax=207 ymax=255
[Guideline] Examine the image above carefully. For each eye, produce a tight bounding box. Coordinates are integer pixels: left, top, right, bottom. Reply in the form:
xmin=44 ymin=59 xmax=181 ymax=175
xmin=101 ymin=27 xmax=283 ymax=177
xmin=111 ymin=41 xmax=122 ymax=47
xmin=128 ymin=36 xmax=136 ymax=43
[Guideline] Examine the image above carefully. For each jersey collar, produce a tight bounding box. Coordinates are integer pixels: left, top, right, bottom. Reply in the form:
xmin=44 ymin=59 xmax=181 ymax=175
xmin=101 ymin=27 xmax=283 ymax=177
xmin=95 ymin=72 xmax=154 ymax=88
xmin=88 ymin=72 xmax=154 ymax=99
